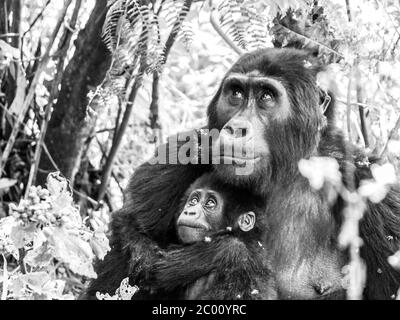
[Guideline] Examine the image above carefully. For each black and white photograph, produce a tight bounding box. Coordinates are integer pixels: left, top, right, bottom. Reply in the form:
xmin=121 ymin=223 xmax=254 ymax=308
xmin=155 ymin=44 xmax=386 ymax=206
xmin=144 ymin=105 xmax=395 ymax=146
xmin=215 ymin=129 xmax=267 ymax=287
xmin=1 ymin=0 xmax=400 ymax=307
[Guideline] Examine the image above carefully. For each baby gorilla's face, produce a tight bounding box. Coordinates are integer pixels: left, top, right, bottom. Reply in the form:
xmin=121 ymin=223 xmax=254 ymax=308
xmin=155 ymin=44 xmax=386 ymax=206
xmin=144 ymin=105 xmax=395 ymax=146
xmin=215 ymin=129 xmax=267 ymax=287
xmin=176 ymin=188 xmax=224 ymax=243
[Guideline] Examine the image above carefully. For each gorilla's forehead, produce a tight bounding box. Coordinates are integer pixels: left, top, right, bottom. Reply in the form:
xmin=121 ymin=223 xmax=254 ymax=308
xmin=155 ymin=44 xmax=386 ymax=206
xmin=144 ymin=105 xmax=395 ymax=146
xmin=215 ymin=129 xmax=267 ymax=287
xmin=229 ymin=48 xmax=315 ymax=80
xmin=224 ymin=71 xmax=284 ymax=87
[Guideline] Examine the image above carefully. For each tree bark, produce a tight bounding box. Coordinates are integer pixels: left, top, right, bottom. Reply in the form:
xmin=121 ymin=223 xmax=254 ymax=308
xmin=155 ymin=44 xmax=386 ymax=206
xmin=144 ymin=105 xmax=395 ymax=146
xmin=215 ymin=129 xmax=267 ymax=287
xmin=38 ymin=0 xmax=111 ymax=185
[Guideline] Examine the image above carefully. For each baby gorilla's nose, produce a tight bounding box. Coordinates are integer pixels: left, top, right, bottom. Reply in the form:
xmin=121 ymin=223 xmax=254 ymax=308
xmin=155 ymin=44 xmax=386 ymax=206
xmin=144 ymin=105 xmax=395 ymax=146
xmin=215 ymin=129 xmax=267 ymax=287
xmin=184 ymin=210 xmax=197 ymax=216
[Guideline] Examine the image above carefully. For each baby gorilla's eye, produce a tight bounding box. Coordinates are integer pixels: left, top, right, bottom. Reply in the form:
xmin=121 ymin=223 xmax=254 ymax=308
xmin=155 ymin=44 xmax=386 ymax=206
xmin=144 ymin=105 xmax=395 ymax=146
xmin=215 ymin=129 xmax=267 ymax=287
xmin=188 ymin=196 xmax=199 ymax=206
xmin=205 ymin=198 xmax=217 ymax=210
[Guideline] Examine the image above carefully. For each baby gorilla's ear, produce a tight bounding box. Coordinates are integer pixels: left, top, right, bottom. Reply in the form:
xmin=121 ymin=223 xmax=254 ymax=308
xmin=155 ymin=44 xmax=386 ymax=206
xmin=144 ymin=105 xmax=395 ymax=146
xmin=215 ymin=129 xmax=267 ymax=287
xmin=237 ymin=212 xmax=256 ymax=232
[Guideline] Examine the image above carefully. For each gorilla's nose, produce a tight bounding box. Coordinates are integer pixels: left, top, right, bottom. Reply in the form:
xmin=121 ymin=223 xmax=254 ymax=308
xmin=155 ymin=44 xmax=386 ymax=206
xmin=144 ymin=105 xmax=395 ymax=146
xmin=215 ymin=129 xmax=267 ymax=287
xmin=184 ymin=210 xmax=197 ymax=216
xmin=222 ymin=120 xmax=252 ymax=139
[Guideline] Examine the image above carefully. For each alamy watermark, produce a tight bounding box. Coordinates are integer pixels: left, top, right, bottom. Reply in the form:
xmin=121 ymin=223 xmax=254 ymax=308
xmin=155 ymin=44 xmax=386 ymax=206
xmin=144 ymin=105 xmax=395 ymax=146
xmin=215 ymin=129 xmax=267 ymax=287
xmin=148 ymin=128 xmax=256 ymax=176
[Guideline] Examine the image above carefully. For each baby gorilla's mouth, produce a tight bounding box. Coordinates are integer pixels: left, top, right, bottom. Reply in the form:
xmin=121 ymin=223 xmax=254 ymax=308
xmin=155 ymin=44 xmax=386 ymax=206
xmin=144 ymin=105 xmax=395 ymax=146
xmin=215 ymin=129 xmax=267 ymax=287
xmin=177 ymin=221 xmax=208 ymax=229
xmin=177 ymin=225 xmax=209 ymax=244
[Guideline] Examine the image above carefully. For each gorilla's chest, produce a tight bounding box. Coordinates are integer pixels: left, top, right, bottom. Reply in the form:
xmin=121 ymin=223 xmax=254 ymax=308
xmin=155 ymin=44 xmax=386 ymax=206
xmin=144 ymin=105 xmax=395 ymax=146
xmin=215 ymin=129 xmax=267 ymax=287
xmin=271 ymin=251 xmax=346 ymax=299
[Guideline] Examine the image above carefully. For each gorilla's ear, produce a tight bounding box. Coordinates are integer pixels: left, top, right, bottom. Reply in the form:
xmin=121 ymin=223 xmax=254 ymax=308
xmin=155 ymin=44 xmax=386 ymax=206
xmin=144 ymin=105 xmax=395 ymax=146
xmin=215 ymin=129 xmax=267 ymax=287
xmin=237 ymin=212 xmax=256 ymax=232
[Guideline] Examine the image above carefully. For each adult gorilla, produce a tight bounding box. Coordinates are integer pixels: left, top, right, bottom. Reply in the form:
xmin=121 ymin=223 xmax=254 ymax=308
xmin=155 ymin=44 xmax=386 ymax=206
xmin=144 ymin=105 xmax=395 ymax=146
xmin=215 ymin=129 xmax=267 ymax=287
xmin=83 ymin=48 xmax=400 ymax=299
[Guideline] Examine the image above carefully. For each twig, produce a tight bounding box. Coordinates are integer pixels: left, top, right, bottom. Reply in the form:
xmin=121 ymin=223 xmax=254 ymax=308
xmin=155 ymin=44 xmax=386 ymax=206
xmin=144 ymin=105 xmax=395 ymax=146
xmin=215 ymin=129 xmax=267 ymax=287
xmin=149 ymin=72 xmax=161 ymax=130
xmin=277 ymin=23 xmax=344 ymax=59
xmin=95 ymin=136 xmax=124 ymax=195
xmin=0 ymin=0 xmax=73 ymax=176
xmin=42 ymin=144 xmax=60 ymax=173
xmin=336 ymin=99 xmax=369 ymax=108
xmin=42 ymin=143 xmax=99 ymax=207
xmin=72 ymin=188 xmax=99 ymax=207
xmin=1 ymin=253 xmax=8 ymax=300
xmin=161 ymin=0 xmax=194 ymax=63
xmin=20 ymin=0 xmax=52 ymax=67
xmin=97 ymin=80 xmax=145 ymax=204
xmin=376 ymin=0 xmax=400 ymax=37
xmin=209 ymin=0 xmax=243 ymax=55
xmin=380 ymin=111 xmax=400 ymax=158
xmin=25 ymin=0 xmax=82 ymax=197
xmin=346 ymin=67 xmax=353 ymax=142
xmin=22 ymin=0 xmax=52 ymax=38
xmin=355 ymin=67 xmax=369 ymax=147
xmin=18 ymin=248 xmax=26 ymax=274
xmin=345 ymin=0 xmax=352 ymax=22
xmin=96 ymin=21 xmax=150 ymax=203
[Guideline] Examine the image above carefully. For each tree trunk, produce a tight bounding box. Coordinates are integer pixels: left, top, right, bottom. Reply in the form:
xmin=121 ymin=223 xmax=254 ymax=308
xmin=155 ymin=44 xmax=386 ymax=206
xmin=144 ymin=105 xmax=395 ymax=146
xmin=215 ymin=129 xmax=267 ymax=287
xmin=0 ymin=0 xmax=21 ymax=103
xmin=39 ymin=0 xmax=111 ymax=185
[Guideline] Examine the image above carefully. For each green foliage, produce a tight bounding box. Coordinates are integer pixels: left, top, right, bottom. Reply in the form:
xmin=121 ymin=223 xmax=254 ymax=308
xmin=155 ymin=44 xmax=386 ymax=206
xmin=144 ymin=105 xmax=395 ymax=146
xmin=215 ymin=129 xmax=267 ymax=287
xmin=0 ymin=173 xmax=110 ymax=300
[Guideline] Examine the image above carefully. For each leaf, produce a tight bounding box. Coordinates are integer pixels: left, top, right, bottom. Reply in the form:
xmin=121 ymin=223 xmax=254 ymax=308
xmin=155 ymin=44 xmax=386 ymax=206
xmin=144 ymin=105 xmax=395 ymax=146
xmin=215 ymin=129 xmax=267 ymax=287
xmin=9 ymin=66 xmax=27 ymax=115
xmin=371 ymin=163 xmax=396 ymax=185
xmin=46 ymin=172 xmax=70 ymax=197
xmin=10 ymin=223 xmax=37 ymax=249
xmin=17 ymin=272 xmax=51 ymax=294
xmin=24 ymin=242 xmax=54 ymax=267
xmin=48 ymin=227 xmax=96 ymax=278
xmin=0 ymin=178 xmax=17 ymax=190
xmin=90 ymin=231 xmax=110 ymax=260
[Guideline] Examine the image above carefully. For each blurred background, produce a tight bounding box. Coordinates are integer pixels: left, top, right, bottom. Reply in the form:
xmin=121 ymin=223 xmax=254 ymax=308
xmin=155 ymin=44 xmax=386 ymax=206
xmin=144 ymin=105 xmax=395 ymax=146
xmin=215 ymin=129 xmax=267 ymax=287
xmin=1 ymin=0 xmax=400 ymax=299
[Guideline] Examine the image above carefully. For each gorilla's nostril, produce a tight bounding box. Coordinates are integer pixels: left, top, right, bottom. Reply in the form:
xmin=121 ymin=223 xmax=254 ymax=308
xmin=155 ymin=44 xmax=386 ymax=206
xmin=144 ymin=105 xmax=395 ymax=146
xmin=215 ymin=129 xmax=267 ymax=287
xmin=224 ymin=125 xmax=234 ymax=135
xmin=238 ymin=128 xmax=248 ymax=137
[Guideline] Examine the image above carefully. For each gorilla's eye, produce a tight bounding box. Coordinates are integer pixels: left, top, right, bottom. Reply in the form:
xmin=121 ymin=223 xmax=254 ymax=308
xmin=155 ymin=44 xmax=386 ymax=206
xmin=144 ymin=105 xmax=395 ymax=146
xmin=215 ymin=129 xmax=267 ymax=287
xmin=205 ymin=197 xmax=217 ymax=210
xmin=228 ymin=89 xmax=244 ymax=106
xmin=188 ymin=195 xmax=199 ymax=206
xmin=260 ymin=91 xmax=274 ymax=104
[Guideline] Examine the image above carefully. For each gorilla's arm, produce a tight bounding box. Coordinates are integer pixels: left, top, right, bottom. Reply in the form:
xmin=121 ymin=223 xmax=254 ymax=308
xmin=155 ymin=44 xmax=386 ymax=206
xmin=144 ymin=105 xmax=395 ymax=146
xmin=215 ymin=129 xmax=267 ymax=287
xmin=142 ymin=236 xmax=271 ymax=299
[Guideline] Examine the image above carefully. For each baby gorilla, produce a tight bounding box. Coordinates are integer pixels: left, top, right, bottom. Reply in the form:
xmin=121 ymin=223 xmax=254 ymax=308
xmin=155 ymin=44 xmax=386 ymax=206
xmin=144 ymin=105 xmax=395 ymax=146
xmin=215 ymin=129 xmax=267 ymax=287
xmin=176 ymin=175 xmax=256 ymax=244
xmin=178 ymin=174 xmax=265 ymax=299
xmin=133 ymin=173 xmax=276 ymax=300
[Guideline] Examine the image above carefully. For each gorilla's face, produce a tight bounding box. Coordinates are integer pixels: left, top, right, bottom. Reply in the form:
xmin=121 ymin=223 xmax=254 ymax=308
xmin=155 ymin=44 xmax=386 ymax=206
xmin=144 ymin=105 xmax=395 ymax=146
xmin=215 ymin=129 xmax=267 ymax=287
xmin=208 ymin=48 xmax=323 ymax=186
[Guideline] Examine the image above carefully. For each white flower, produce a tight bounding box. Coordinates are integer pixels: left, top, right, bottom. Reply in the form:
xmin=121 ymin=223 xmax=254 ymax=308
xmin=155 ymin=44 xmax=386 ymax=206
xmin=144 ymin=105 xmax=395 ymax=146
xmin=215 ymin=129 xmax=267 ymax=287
xmin=298 ymin=157 xmax=342 ymax=190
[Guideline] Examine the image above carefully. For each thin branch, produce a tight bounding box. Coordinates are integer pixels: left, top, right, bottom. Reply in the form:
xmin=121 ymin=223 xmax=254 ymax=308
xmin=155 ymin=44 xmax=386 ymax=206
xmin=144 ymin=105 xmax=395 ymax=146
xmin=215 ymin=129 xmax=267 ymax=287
xmin=376 ymin=0 xmax=400 ymax=37
xmin=380 ymin=111 xmax=400 ymax=158
xmin=42 ymin=143 xmax=100 ymax=207
xmin=355 ymin=67 xmax=369 ymax=147
xmin=18 ymin=248 xmax=26 ymax=274
xmin=20 ymin=0 xmax=52 ymax=67
xmin=162 ymin=0 xmax=194 ymax=63
xmin=209 ymin=0 xmax=243 ymax=55
xmin=22 ymin=0 xmax=52 ymax=38
xmin=149 ymin=72 xmax=161 ymax=129
xmin=0 ymin=0 xmax=73 ymax=176
xmin=25 ymin=0 xmax=82 ymax=196
xmin=277 ymin=23 xmax=344 ymax=59
xmin=345 ymin=0 xmax=352 ymax=22
xmin=1 ymin=253 xmax=8 ymax=300
xmin=346 ymin=67 xmax=353 ymax=142
xmin=96 ymin=22 xmax=150 ymax=203
xmin=95 ymin=136 xmax=124 ymax=195
xmin=336 ymin=99 xmax=369 ymax=108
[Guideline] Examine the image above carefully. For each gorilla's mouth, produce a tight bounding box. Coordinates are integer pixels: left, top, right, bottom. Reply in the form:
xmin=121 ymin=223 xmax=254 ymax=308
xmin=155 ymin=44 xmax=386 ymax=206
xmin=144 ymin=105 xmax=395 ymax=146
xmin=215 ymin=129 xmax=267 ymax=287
xmin=177 ymin=221 xmax=209 ymax=230
xmin=218 ymin=155 xmax=261 ymax=166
